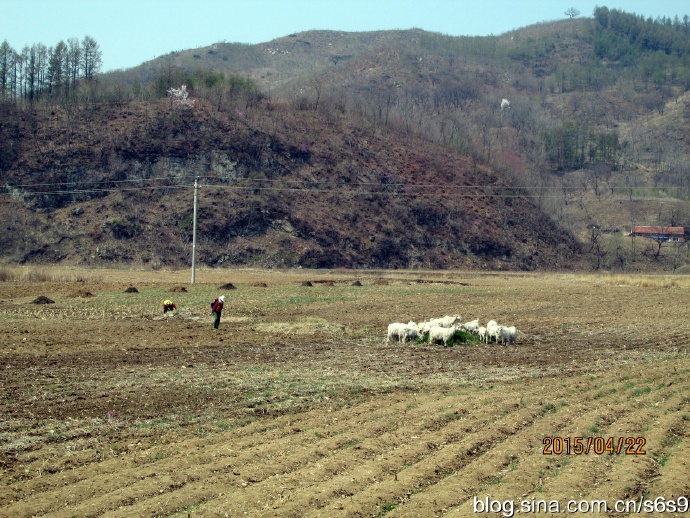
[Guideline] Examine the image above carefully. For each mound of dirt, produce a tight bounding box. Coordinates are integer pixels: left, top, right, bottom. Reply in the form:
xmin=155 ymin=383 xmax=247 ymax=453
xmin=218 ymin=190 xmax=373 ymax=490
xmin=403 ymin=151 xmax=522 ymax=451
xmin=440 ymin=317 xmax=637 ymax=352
xmin=352 ymin=280 xmax=363 ymax=286
xmin=31 ymin=295 xmax=54 ymax=304
xmin=169 ymin=286 xmax=188 ymax=293
xmin=218 ymin=283 xmax=236 ymax=290
xmin=252 ymin=282 xmax=268 ymax=288
xmin=124 ymin=286 xmax=138 ymax=293
xmin=300 ymin=281 xmax=313 ymax=287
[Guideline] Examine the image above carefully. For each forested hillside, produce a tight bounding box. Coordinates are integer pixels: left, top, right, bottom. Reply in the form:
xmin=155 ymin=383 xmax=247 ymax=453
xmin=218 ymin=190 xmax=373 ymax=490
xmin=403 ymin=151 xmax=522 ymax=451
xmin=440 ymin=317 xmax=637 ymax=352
xmin=1 ymin=7 xmax=690 ymax=271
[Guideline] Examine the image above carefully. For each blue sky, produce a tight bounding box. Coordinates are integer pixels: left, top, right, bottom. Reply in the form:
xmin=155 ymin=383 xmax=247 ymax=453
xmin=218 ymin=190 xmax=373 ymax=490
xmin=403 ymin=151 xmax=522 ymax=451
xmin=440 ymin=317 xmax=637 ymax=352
xmin=1 ymin=0 xmax=688 ymax=72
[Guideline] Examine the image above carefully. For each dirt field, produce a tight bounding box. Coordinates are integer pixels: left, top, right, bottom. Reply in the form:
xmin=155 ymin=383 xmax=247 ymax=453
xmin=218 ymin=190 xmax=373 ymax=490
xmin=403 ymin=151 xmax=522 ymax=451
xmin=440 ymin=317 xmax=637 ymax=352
xmin=1 ymin=267 xmax=689 ymax=517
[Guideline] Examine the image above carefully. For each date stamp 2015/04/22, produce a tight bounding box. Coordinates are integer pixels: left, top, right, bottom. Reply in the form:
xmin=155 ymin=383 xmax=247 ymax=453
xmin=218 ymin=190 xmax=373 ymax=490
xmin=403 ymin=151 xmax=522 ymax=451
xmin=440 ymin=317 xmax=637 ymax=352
xmin=543 ymin=436 xmax=646 ymax=455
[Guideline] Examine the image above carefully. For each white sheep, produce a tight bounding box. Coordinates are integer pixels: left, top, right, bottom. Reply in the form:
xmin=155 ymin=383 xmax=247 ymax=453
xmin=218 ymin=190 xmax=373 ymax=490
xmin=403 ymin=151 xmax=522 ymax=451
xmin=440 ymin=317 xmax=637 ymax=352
xmin=500 ymin=98 xmax=510 ymax=110
xmin=486 ymin=321 xmax=502 ymax=344
xmin=418 ymin=321 xmax=432 ymax=334
xmin=443 ymin=314 xmax=462 ymax=327
xmin=387 ymin=323 xmax=405 ymax=343
xmin=387 ymin=322 xmax=418 ymax=343
xmin=499 ymin=325 xmax=517 ymax=345
xmin=461 ymin=319 xmax=479 ymax=333
xmin=429 ymin=315 xmax=462 ymax=328
xmin=477 ymin=326 xmax=488 ymax=343
xmin=489 ymin=326 xmax=503 ymax=344
xmin=427 ymin=318 xmax=442 ymax=328
xmin=401 ymin=323 xmax=419 ymax=343
xmin=428 ymin=325 xmax=458 ymax=346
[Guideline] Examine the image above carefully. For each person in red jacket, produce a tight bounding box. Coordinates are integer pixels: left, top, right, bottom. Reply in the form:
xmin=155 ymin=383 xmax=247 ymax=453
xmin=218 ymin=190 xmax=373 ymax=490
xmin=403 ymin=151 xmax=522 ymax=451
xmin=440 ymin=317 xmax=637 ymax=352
xmin=163 ymin=299 xmax=177 ymax=314
xmin=211 ymin=295 xmax=225 ymax=329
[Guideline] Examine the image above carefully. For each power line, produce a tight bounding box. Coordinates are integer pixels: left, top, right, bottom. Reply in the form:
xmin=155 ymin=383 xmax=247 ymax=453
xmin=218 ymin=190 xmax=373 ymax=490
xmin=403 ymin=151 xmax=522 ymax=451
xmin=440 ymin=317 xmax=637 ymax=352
xmin=3 ymin=175 xmax=582 ymax=198
xmin=2 ymin=184 xmax=191 ymax=196
xmin=1 ymin=175 xmax=190 ymax=188
xmin=0 ymin=183 xmax=581 ymax=198
xmin=4 ymin=172 xmax=583 ymax=191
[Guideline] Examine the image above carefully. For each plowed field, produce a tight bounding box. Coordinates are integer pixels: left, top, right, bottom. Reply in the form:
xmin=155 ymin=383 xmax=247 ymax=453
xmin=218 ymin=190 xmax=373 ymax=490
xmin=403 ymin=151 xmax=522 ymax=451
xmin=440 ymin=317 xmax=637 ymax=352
xmin=1 ymin=268 xmax=689 ymax=517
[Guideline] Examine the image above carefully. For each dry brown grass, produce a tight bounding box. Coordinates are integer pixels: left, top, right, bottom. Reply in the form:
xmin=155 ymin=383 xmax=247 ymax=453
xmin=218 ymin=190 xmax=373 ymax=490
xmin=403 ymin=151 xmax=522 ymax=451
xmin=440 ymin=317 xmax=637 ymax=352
xmin=0 ymin=265 xmax=103 ymax=284
xmin=603 ymin=273 xmax=689 ymax=288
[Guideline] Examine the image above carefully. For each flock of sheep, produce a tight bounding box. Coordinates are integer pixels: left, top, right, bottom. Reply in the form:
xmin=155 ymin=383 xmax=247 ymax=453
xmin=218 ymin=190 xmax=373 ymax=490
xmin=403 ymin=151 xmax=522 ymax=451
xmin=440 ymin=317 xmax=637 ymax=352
xmin=387 ymin=315 xmax=518 ymax=346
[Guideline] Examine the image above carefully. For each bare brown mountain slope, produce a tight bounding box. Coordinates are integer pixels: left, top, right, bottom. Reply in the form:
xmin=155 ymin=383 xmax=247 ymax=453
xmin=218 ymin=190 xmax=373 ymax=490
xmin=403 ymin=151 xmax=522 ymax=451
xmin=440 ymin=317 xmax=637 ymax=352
xmin=0 ymin=97 xmax=579 ymax=270
xmin=122 ymin=30 xmax=430 ymax=91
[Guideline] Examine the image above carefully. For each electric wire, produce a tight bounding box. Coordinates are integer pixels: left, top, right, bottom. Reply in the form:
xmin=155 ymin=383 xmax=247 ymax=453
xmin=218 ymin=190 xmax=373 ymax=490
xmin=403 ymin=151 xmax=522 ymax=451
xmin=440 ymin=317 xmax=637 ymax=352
xmin=2 ymin=174 xmax=582 ymax=198
xmin=1 ymin=184 xmax=578 ymax=198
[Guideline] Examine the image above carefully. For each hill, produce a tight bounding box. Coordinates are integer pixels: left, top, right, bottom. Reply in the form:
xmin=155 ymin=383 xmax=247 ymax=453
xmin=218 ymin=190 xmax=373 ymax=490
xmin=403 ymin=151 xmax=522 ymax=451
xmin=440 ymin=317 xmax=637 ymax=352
xmin=2 ymin=7 xmax=690 ymax=271
xmin=0 ymin=95 xmax=576 ymax=270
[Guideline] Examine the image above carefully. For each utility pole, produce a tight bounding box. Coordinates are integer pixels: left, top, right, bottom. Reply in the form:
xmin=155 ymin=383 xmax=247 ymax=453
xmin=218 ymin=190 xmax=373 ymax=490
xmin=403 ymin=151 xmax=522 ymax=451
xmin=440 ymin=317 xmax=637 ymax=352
xmin=191 ymin=176 xmax=199 ymax=284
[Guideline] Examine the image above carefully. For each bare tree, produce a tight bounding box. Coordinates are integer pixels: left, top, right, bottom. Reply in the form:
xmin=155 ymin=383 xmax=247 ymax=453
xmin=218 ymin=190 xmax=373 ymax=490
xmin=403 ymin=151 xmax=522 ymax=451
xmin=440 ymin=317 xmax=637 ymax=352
xmin=23 ymin=44 xmax=37 ymax=102
xmin=0 ymin=40 xmax=14 ymax=100
xmin=10 ymin=47 xmax=20 ymax=101
xmin=588 ymin=225 xmax=607 ymax=269
xmin=47 ymin=41 xmax=67 ymax=97
xmin=586 ymin=164 xmax=611 ymax=198
xmin=66 ymin=37 xmax=81 ymax=92
xmin=629 ymin=206 xmax=638 ymax=263
xmin=307 ymin=79 xmax=322 ymax=112
xmin=650 ymin=213 xmax=674 ymax=260
xmin=81 ymin=35 xmax=102 ymax=81
xmin=565 ymin=7 xmax=580 ymax=19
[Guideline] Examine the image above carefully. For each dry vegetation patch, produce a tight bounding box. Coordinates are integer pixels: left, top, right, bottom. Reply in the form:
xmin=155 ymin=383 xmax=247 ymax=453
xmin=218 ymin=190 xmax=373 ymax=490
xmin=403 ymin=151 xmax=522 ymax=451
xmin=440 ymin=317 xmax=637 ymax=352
xmin=1 ymin=267 xmax=689 ymax=516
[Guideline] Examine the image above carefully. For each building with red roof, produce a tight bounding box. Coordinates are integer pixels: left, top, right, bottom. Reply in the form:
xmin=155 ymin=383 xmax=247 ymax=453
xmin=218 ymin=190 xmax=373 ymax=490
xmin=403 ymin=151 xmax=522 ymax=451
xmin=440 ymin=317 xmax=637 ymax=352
xmin=629 ymin=226 xmax=685 ymax=242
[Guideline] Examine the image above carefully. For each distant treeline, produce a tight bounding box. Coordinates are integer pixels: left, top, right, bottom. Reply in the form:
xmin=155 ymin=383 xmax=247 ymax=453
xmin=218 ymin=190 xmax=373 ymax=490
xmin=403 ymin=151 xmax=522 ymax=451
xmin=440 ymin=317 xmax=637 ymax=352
xmin=594 ymin=7 xmax=690 ymax=61
xmin=0 ymin=36 xmax=103 ymax=103
xmin=591 ymin=7 xmax=690 ymax=90
xmin=0 ymin=33 xmax=260 ymax=113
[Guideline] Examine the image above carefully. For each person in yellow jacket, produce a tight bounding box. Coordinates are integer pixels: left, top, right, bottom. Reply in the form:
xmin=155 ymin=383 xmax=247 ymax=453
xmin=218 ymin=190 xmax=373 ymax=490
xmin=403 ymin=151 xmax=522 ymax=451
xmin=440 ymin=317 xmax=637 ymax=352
xmin=163 ymin=299 xmax=177 ymax=314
